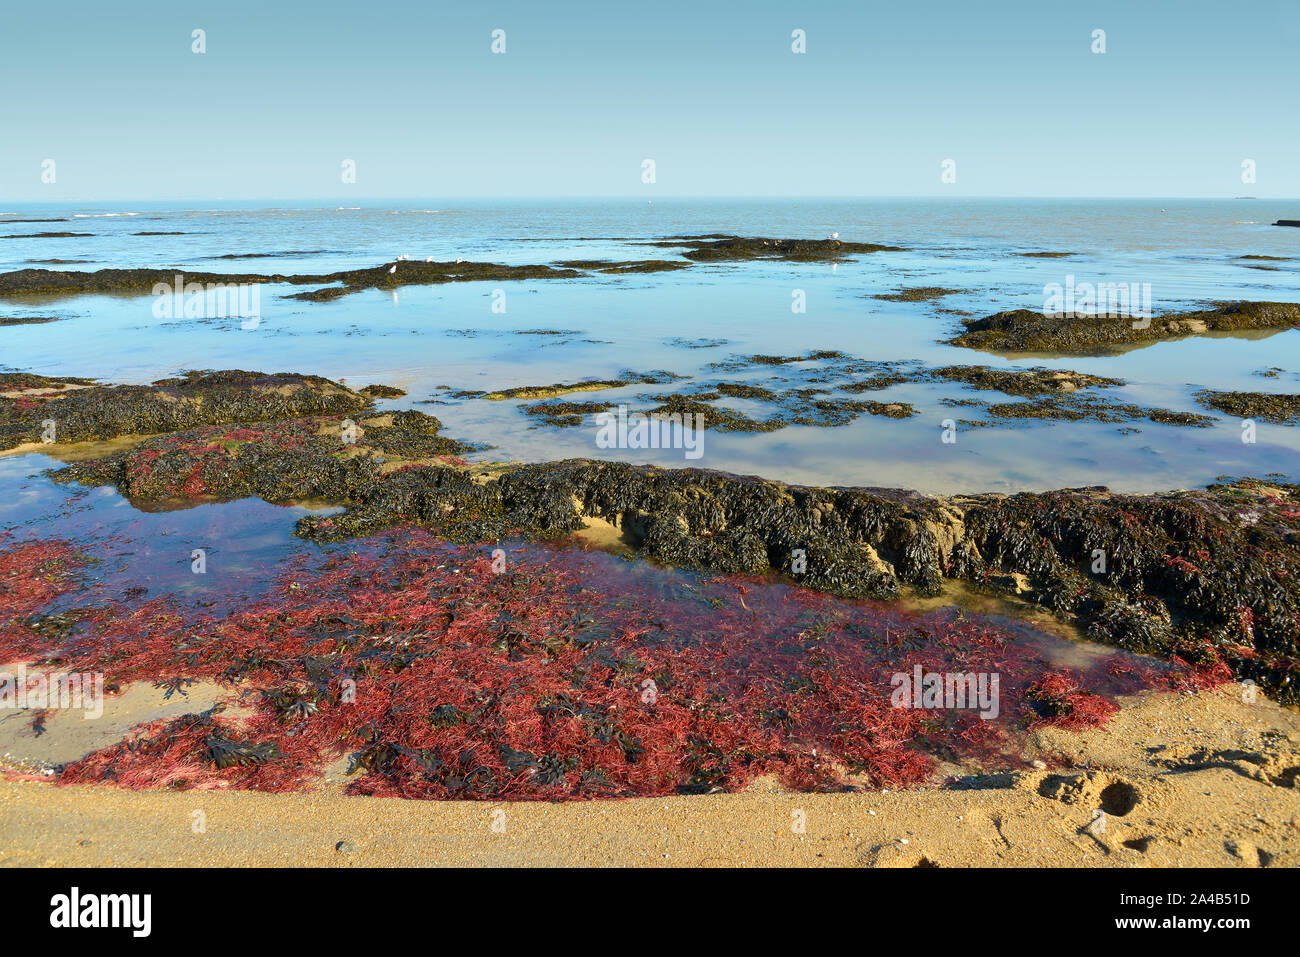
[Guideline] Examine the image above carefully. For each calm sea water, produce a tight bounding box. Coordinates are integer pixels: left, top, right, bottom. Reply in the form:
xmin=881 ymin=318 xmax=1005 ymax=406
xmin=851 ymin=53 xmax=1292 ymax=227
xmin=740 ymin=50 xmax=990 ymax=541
xmin=2 ymin=198 xmax=1298 ymax=494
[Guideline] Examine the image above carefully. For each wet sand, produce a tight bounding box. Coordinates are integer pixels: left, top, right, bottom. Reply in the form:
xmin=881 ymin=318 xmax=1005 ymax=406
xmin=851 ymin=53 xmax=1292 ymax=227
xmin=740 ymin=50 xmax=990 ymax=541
xmin=3 ymin=686 xmax=1296 ymax=867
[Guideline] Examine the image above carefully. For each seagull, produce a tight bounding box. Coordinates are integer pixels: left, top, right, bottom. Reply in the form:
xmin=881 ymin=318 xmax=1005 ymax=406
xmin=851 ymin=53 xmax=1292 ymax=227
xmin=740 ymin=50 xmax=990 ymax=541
xmin=388 ymin=264 xmax=397 ymax=274
xmin=426 ymin=256 xmax=434 ymax=262
xmin=456 ymin=257 xmax=463 ymax=264
xmin=829 ymin=231 xmax=839 ymax=240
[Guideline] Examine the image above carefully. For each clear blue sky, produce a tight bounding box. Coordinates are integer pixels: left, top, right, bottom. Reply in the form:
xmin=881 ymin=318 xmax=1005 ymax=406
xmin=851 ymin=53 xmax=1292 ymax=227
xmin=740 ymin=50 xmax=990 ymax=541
xmin=2 ymin=0 xmax=1297 ymax=201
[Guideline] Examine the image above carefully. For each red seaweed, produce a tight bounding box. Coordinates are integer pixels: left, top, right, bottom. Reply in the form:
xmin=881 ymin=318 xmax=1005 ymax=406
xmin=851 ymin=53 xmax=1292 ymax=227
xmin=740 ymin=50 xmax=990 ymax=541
xmin=0 ymin=531 xmax=1200 ymax=800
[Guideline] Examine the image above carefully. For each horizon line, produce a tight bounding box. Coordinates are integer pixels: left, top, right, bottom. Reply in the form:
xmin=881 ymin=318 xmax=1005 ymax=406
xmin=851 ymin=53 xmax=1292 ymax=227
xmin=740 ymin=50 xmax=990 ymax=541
xmin=5 ymin=195 xmax=1299 ymax=206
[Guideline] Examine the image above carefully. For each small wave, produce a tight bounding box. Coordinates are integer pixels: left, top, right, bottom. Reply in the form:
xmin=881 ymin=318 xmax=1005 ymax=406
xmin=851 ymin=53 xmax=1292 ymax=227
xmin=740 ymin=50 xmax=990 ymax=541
xmin=336 ymin=207 xmax=361 ymax=211
xmin=72 ymin=212 xmax=142 ymax=218
xmin=1234 ymin=221 xmax=1261 ymax=225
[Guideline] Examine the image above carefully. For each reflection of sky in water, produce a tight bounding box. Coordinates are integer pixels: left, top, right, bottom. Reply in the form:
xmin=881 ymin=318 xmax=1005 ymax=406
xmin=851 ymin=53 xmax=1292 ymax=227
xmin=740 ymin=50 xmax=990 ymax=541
xmin=0 ymin=454 xmax=338 ymax=610
xmin=1 ymin=199 xmax=1298 ymax=493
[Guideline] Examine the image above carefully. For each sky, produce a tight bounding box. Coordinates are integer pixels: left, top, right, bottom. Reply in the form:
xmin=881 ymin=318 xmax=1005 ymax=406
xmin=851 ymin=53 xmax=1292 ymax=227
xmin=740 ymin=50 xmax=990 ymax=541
xmin=1 ymin=0 xmax=1298 ymax=201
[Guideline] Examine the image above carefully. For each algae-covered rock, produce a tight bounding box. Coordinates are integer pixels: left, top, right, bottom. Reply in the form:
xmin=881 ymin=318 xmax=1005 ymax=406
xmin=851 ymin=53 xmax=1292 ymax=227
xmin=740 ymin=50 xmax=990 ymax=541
xmin=0 ymin=261 xmax=585 ymax=302
xmin=0 ymin=369 xmax=369 ymax=450
xmin=948 ymin=302 xmax=1300 ymax=355
xmin=1195 ymin=389 xmax=1300 ymax=424
xmin=643 ymin=234 xmax=904 ymax=261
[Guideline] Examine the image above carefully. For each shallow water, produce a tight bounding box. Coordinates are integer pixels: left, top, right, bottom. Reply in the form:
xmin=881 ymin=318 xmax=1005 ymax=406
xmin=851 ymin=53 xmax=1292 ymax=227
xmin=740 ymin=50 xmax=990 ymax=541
xmin=2 ymin=198 xmax=1298 ymax=493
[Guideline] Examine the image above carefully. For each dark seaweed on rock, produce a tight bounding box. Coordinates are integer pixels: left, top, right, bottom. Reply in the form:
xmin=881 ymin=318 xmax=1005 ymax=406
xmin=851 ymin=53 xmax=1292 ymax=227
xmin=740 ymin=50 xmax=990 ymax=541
xmin=0 ymin=262 xmax=585 ymax=302
xmin=0 ymin=369 xmax=368 ymax=450
xmin=0 ymin=315 xmax=67 ymax=327
xmin=521 ymin=400 xmax=613 ymax=427
xmin=641 ymin=234 xmax=905 ymax=261
xmin=1 ymin=232 xmax=95 ymax=239
xmin=643 ymin=394 xmax=785 ymax=433
xmin=358 ymin=383 xmax=406 ymax=399
xmin=0 ymin=372 xmax=96 ymax=391
xmin=872 ymin=287 xmax=966 ymax=302
xmin=483 ymin=370 xmax=683 ymax=401
xmin=956 ymin=480 xmax=1300 ymax=702
xmin=948 ymin=302 xmax=1300 ymax=355
xmin=663 ymin=337 xmax=729 ymax=349
xmin=707 ymin=350 xmax=848 ymax=372
xmin=55 ymin=419 xmax=382 ymax=504
xmin=783 ymin=396 xmax=916 ymax=425
xmin=280 ymin=260 xmax=588 ymax=301
xmin=211 ymin=249 xmax=335 ymax=259
xmin=207 ymin=734 xmax=282 ymax=770
xmin=0 ymin=236 xmax=907 ymax=303
xmin=553 ymin=259 xmax=692 ymax=274
xmin=361 ymin=410 xmax=476 ymax=458
xmin=975 ymin=396 xmax=1214 ymax=428
xmin=1195 ymin=390 xmax=1300 ymax=424
xmin=922 ymin=366 xmax=1123 ymax=397
xmin=53 ymin=410 xmax=474 ymax=504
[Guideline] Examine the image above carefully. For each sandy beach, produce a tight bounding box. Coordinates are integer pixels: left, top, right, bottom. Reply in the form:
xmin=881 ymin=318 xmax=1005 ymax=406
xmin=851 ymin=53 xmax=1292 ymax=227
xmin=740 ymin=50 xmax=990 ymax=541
xmin=4 ymin=684 xmax=1296 ymax=867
